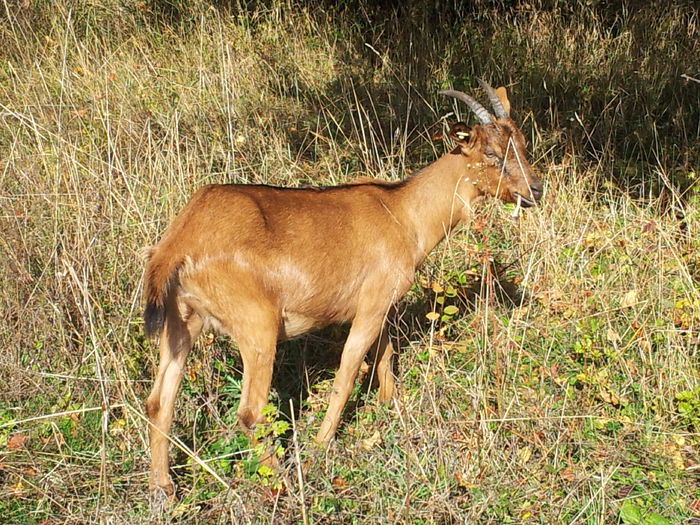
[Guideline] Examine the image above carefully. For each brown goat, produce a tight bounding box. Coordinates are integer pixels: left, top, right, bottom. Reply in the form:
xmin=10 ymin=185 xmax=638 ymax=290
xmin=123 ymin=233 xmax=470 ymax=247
xmin=143 ymin=80 xmax=542 ymax=497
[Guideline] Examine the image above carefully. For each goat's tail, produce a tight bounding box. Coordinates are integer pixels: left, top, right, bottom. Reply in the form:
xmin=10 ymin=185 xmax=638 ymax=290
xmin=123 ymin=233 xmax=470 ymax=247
xmin=143 ymin=246 xmax=183 ymax=338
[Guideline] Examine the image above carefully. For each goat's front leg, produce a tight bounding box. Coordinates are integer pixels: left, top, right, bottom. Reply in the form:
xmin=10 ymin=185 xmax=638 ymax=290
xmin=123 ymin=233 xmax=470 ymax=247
xmin=228 ymin=309 xmax=279 ymax=465
xmin=370 ymin=327 xmax=395 ymax=403
xmin=236 ymin=332 xmax=277 ymax=436
xmin=315 ymin=313 xmax=385 ymax=444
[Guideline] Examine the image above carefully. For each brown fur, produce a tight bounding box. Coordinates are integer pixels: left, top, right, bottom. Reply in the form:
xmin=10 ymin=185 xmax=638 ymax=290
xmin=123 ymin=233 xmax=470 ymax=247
xmin=143 ymin=86 xmax=543 ymax=497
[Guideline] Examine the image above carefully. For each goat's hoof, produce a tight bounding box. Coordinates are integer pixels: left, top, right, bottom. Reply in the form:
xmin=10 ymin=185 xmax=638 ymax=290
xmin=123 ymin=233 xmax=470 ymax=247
xmin=313 ymin=432 xmax=334 ymax=448
xmin=377 ymin=388 xmax=394 ymax=404
xmin=149 ymin=483 xmax=175 ymax=513
xmin=258 ymin=446 xmax=281 ymax=469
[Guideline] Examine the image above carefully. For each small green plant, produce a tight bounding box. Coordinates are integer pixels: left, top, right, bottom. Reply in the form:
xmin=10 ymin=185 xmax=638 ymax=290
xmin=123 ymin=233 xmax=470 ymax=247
xmin=249 ymin=404 xmax=289 ymax=489
xmin=425 ymin=281 xmax=461 ymax=337
xmin=205 ymin=433 xmax=250 ymax=475
xmin=0 ymin=405 xmax=15 ymax=448
xmin=675 ymin=387 xmax=700 ymax=429
xmin=619 ymin=500 xmax=672 ymax=525
xmin=253 ymin=404 xmax=290 ymax=445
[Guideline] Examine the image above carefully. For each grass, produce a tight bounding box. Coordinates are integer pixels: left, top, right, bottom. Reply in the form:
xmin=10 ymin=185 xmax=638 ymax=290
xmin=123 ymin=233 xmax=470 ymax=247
xmin=1 ymin=0 xmax=699 ymax=523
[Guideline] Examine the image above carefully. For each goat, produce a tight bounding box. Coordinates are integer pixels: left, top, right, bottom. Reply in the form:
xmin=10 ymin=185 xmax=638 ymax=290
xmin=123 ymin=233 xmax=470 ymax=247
xmin=143 ymin=80 xmax=543 ymax=497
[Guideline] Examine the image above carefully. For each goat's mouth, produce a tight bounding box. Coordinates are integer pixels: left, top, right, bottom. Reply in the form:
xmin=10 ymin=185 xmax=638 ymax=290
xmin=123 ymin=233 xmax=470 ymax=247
xmin=513 ymin=192 xmax=537 ymax=208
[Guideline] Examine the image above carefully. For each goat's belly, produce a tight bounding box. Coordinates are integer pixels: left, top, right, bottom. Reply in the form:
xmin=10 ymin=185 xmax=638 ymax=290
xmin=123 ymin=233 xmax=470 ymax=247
xmin=280 ymin=310 xmax=326 ymax=340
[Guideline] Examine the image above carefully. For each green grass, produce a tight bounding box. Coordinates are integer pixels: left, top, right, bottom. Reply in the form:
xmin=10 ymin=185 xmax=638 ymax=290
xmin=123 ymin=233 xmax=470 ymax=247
xmin=1 ymin=1 xmax=699 ymax=523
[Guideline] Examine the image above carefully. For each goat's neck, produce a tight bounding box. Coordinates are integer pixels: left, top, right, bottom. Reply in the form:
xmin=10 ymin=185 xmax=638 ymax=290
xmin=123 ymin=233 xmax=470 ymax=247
xmin=393 ymin=152 xmax=476 ymax=265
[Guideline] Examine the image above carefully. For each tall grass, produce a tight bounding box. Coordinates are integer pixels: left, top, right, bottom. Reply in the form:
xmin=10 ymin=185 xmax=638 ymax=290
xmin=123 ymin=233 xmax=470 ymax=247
xmin=1 ymin=1 xmax=699 ymax=523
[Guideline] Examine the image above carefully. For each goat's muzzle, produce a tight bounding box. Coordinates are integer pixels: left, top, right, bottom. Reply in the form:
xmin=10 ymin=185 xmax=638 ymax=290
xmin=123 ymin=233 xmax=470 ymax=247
xmin=514 ymin=181 xmax=543 ymax=208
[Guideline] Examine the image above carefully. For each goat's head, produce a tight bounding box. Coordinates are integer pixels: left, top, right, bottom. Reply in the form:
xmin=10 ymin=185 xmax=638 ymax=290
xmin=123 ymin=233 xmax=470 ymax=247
xmin=441 ymin=80 xmax=543 ymax=212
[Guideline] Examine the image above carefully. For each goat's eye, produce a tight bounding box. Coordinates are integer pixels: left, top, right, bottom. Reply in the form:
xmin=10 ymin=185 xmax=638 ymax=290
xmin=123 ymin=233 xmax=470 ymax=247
xmin=485 ymin=152 xmax=498 ymax=160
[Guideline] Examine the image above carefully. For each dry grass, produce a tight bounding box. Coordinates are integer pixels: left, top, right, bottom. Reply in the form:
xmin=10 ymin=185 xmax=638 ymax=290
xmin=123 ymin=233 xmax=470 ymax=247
xmin=1 ymin=1 xmax=699 ymax=523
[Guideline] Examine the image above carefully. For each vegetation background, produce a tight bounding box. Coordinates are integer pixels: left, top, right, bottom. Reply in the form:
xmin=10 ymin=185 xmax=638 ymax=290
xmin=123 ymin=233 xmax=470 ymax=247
xmin=1 ymin=0 xmax=699 ymax=523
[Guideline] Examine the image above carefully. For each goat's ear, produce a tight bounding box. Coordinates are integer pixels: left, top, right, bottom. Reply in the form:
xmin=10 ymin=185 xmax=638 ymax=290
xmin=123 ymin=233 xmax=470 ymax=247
xmin=449 ymin=122 xmax=473 ymax=146
xmin=495 ymin=86 xmax=511 ymax=116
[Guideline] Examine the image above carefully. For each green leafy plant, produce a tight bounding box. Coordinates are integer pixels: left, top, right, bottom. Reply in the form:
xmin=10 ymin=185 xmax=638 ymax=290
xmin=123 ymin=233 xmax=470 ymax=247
xmin=675 ymin=387 xmax=700 ymax=429
xmin=0 ymin=406 xmax=15 ymax=448
xmin=425 ymin=281 xmax=461 ymax=336
xmin=249 ymin=405 xmax=289 ymax=489
xmin=620 ymin=500 xmax=672 ymax=525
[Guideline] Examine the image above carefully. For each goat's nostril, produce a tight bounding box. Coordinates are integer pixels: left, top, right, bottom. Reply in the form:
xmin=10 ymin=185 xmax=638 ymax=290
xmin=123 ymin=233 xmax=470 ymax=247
xmin=530 ymin=185 xmax=543 ymax=200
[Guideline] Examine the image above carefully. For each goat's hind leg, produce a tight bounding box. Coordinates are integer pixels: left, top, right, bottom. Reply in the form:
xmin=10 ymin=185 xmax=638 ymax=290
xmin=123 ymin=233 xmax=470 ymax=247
xmin=145 ymin=298 xmax=202 ymax=501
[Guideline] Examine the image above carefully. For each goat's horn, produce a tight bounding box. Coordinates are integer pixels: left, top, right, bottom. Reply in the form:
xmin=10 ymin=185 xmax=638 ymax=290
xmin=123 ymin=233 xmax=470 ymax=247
xmin=439 ymin=89 xmax=493 ymax=125
xmin=477 ymin=78 xmax=508 ymax=119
